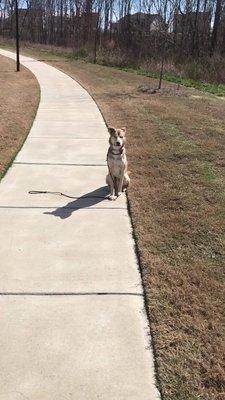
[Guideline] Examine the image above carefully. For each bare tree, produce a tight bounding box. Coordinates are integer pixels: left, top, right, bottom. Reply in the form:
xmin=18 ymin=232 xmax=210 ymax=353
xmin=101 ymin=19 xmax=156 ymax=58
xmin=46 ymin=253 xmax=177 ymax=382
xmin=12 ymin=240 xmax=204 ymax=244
xmin=211 ymin=0 xmax=222 ymax=54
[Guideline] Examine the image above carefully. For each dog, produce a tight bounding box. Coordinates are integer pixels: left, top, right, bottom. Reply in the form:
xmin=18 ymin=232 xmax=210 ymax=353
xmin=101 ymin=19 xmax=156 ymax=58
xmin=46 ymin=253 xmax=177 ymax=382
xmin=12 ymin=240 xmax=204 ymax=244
xmin=106 ymin=126 xmax=130 ymax=200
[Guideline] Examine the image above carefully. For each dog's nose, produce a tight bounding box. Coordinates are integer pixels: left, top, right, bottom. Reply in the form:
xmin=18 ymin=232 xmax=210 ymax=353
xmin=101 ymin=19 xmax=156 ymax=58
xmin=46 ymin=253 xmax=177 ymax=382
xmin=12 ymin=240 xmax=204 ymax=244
xmin=116 ymin=141 xmax=120 ymax=146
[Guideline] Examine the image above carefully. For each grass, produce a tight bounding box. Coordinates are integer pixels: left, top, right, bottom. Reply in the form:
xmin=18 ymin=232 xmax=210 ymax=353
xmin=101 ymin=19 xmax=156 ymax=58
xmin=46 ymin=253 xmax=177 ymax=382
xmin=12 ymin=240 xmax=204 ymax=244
xmin=33 ymin=53 xmax=225 ymax=96
xmin=0 ymin=54 xmax=39 ymax=180
xmin=119 ymin=67 xmax=225 ymax=96
xmin=0 ymin=42 xmax=225 ymax=400
xmin=202 ymin=162 xmax=216 ymax=183
xmin=1 ymin=37 xmax=225 ymax=96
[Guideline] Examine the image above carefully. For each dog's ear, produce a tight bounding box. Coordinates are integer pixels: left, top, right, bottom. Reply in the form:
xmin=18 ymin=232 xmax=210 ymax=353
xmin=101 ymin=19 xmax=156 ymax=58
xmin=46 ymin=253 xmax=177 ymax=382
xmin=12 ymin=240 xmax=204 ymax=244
xmin=108 ymin=126 xmax=116 ymax=135
xmin=121 ymin=127 xmax=126 ymax=135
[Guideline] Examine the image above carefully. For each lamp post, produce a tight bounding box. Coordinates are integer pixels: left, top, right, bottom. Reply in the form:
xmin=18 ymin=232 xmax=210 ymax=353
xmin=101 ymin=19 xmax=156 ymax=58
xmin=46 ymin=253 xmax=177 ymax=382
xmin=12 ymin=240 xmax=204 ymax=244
xmin=15 ymin=0 xmax=20 ymax=71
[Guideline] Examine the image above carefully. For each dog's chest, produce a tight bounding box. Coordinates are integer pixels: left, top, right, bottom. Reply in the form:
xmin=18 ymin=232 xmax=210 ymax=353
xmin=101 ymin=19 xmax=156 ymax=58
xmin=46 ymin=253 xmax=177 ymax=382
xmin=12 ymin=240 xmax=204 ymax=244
xmin=108 ymin=155 xmax=125 ymax=178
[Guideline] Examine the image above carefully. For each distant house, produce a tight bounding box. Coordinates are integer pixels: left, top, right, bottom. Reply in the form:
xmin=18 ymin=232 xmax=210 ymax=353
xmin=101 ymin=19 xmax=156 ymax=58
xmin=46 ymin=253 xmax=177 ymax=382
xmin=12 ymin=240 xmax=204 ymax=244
xmin=50 ymin=12 xmax=99 ymax=33
xmin=173 ymin=11 xmax=211 ymax=35
xmin=111 ymin=12 xmax=165 ymax=35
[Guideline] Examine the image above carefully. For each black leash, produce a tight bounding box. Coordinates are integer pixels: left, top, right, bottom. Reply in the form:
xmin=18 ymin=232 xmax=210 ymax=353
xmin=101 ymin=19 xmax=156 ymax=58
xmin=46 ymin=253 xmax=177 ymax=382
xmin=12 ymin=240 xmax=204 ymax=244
xmin=28 ymin=190 xmax=106 ymax=199
xmin=29 ymin=146 xmax=125 ymax=199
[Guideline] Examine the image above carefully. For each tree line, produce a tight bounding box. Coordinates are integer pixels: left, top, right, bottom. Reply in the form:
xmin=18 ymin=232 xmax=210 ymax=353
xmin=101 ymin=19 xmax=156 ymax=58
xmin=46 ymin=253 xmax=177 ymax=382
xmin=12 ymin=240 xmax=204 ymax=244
xmin=0 ymin=0 xmax=225 ymax=62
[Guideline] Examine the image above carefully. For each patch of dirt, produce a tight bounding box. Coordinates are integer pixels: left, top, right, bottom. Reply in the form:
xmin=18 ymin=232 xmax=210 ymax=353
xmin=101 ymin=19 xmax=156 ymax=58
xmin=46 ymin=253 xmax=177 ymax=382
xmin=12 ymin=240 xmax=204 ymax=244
xmin=0 ymin=54 xmax=39 ymax=179
xmin=138 ymin=83 xmax=187 ymax=97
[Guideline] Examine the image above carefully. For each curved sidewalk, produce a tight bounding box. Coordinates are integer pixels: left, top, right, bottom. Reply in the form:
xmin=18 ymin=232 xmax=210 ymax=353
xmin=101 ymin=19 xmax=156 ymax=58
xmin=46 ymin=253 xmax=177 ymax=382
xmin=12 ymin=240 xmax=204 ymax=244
xmin=0 ymin=49 xmax=160 ymax=400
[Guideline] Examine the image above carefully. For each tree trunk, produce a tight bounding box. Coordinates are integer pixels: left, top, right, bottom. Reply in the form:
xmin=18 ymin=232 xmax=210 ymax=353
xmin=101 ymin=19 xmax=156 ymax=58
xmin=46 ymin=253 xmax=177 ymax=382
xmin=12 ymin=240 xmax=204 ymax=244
xmin=211 ymin=0 xmax=222 ymax=55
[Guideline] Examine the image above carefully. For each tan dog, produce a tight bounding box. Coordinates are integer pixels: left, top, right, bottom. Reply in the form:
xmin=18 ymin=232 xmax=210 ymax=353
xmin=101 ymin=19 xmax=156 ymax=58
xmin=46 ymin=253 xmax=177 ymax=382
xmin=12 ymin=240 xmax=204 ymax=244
xmin=106 ymin=126 xmax=130 ymax=200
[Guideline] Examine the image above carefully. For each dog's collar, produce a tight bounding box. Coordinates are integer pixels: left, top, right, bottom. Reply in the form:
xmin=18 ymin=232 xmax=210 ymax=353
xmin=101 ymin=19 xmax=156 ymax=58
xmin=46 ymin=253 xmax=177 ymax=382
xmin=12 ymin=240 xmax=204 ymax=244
xmin=108 ymin=145 xmax=124 ymax=156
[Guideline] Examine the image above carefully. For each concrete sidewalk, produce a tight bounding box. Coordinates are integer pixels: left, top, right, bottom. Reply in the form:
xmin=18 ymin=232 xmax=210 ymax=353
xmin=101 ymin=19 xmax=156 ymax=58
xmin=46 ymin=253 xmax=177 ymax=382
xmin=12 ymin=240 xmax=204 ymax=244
xmin=0 ymin=49 xmax=160 ymax=400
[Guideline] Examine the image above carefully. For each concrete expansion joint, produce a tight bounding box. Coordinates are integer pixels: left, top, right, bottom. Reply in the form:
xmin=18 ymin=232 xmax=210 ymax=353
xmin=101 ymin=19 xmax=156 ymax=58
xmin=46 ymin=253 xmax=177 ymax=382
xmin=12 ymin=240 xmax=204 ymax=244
xmin=29 ymin=137 xmax=107 ymax=140
xmin=14 ymin=162 xmax=107 ymax=166
xmin=0 ymin=206 xmax=127 ymax=210
xmin=0 ymin=292 xmax=144 ymax=296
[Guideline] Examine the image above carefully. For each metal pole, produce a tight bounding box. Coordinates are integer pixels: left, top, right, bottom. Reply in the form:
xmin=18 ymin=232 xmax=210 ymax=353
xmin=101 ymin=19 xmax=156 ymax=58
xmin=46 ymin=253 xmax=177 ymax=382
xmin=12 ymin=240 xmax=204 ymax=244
xmin=15 ymin=0 xmax=20 ymax=71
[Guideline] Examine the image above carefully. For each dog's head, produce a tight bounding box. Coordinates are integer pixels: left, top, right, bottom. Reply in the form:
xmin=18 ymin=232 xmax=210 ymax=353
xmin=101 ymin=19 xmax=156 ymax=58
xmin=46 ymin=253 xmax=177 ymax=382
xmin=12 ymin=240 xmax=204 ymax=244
xmin=108 ymin=126 xmax=126 ymax=148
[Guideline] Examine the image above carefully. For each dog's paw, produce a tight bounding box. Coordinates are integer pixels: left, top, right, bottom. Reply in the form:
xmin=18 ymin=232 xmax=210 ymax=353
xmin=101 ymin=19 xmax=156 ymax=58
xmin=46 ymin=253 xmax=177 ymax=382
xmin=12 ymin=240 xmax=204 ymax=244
xmin=108 ymin=195 xmax=117 ymax=201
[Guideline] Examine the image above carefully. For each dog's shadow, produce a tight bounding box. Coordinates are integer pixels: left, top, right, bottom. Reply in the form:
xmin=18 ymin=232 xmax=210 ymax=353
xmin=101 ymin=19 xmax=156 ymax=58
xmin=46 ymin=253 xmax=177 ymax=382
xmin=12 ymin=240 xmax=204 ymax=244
xmin=44 ymin=186 xmax=108 ymax=220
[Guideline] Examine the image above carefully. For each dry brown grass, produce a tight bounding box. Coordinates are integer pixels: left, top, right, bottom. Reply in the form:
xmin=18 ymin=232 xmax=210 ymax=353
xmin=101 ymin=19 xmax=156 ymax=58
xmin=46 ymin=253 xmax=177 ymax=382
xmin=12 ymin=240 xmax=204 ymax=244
xmin=1 ymin=44 xmax=224 ymax=400
xmin=0 ymin=54 xmax=39 ymax=179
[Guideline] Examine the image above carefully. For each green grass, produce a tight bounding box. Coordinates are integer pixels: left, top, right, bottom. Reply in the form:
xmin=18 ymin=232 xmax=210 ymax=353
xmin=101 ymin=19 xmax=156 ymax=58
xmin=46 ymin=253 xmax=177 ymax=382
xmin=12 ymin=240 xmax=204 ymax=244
xmin=118 ymin=67 xmax=225 ymax=97
xmin=202 ymin=162 xmax=216 ymax=183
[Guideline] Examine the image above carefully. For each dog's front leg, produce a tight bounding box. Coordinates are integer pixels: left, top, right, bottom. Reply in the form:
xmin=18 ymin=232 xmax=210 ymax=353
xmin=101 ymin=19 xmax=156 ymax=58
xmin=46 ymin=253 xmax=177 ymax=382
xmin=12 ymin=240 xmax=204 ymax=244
xmin=117 ymin=178 xmax=124 ymax=197
xmin=117 ymin=167 xmax=125 ymax=197
xmin=107 ymin=174 xmax=116 ymax=201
